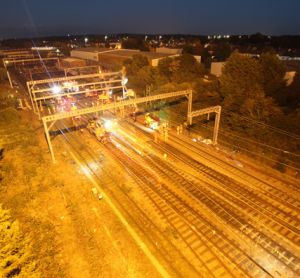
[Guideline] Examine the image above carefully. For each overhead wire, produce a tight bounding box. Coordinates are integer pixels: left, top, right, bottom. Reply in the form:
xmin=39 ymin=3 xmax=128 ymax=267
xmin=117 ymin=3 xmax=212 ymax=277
xmin=168 ymin=109 xmax=300 ymax=158
xmin=165 ymin=110 xmax=300 ymax=170
xmin=192 ymin=103 xmax=300 ymax=140
xmin=125 ymin=120 xmax=297 ymax=275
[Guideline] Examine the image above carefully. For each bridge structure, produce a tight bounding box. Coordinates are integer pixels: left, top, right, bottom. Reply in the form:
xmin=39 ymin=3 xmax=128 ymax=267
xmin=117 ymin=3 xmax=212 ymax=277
xmin=42 ymin=90 xmax=193 ymax=163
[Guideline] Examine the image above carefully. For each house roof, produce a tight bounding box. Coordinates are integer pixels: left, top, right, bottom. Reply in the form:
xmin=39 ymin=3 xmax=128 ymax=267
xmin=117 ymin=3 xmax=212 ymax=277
xmin=234 ymin=47 xmax=263 ymax=55
xmin=282 ymin=60 xmax=300 ymax=72
xmin=278 ymin=49 xmax=300 ymax=58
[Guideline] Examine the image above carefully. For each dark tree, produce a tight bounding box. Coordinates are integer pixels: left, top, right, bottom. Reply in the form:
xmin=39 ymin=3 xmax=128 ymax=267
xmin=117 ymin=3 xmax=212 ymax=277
xmin=94 ymin=35 xmax=104 ymax=42
xmin=287 ymin=67 xmax=300 ymax=109
xmin=259 ymin=53 xmax=287 ymax=98
xmin=163 ymin=38 xmax=169 ymax=45
xmin=248 ymin=32 xmax=264 ymax=44
xmin=182 ymin=45 xmax=193 ymax=54
xmin=139 ymin=44 xmax=150 ymax=52
xmin=213 ymin=42 xmax=232 ymax=59
xmin=262 ymin=46 xmax=276 ymax=56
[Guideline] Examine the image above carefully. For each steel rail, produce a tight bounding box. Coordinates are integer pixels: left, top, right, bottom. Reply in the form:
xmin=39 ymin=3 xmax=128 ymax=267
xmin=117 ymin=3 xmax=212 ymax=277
xmin=55 ymin=120 xmax=192 ymax=278
xmin=145 ymin=151 xmax=300 ymax=277
xmin=120 ymin=119 xmax=300 ymax=277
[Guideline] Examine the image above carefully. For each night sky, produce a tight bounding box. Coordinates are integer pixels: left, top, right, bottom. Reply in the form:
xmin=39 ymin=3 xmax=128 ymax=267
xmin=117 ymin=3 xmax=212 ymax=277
xmin=1 ymin=0 xmax=299 ymax=39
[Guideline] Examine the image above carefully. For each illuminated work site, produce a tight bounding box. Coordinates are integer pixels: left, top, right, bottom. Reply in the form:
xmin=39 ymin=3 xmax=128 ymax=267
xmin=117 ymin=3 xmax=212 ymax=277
xmin=2 ymin=52 xmax=300 ymax=278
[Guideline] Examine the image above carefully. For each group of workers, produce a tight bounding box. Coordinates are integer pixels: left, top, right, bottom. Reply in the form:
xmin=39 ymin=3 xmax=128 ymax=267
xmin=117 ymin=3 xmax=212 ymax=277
xmin=177 ymin=125 xmax=183 ymax=135
xmin=91 ymin=101 xmax=102 ymax=107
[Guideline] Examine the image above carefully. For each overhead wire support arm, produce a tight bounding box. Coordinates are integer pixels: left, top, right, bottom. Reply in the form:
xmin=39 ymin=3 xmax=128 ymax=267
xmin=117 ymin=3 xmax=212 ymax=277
xmin=188 ymin=105 xmax=221 ymax=145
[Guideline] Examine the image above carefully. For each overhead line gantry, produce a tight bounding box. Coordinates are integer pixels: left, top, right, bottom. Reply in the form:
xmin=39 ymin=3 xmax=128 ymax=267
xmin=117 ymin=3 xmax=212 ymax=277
xmin=42 ymin=90 xmax=193 ymax=163
xmin=188 ymin=105 xmax=221 ymax=145
xmin=27 ymin=71 xmax=127 ymax=119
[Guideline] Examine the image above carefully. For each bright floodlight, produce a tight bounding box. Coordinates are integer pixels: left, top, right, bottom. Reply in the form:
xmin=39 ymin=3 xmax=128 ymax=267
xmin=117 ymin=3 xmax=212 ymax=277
xmin=52 ymin=86 xmax=61 ymax=94
xmin=109 ymin=90 xmax=112 ymax=95
xmin=122 ymin=78 xmax=128 ymax=85
xmin=105 ymin=120 xmax=111 ymax=128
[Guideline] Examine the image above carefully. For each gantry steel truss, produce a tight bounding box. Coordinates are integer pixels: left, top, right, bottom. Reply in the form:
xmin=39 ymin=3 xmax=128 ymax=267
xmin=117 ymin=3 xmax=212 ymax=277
xmin=188 ymin=105 xmax=221 ymax=145
xmin=5 ymin=54 xmax=35 ymax=59
xmin=2 ymin=51 xmax=31 ymax=57
xmin=3 ymin=57 xmax=61 ymax=89
xmin=64 ymin=65 xmax=100 ymax=76
xmin=26 ymin=71 xmax=126 ymax=119
xmin=42 ymin=90 xmax=193 ymax=163
xmin=3 ymin=57 xmax=60 ymax=70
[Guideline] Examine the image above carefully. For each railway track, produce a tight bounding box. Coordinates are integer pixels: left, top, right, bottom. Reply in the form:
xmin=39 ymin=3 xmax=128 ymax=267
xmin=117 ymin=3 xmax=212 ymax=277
xmin=165 ymin=109 xmax=300 ymax=191
xmin=104 ymin=137 xmax=240 ymax=278
xmin=54 ymin=119 xmax=202 ymax=278
xmin=146 ymin=153 xmax=300 ymax=277
xmin=67 ymin=109 xmax=241 ymax=277
xmin=57 ymin=100 xmax=300 ymax=276
xmin=118 ymin=119 xmax=300 ymax=277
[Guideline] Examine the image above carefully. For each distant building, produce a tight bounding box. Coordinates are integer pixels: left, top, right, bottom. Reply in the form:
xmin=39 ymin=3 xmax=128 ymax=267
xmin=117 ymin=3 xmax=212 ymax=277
xmin=277 ymin=49 xmax=300 ymax=61
xmin=156 ymin=46 xmax=201 ymax=63
xmin=156 ymin=47 xmax=183 ymax=54
xmin=70 ymin=47 xmax=179 ymax=68
xmin=211 ymin=62 xmax=225 ymax=77
xmin=232 ymin=46 xmax=300 ymax=61
xmin=96 ymin=42 xmax=122 ymax=49
xmin=61 ymin=58 xmax=86 ymax=68
xmin=233 ymin=46 xmax=263 ymax=58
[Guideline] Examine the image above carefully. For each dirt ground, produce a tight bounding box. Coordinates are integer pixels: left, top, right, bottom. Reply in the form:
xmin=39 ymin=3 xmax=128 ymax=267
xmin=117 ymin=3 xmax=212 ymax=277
xmin=0 ymin=83 xmax=166 ymax=277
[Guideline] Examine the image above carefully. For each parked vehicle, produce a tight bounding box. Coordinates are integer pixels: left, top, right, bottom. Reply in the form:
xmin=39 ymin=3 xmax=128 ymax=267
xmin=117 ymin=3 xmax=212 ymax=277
xmin=144 ymin=113 xmax=160 ymax=130
xmin=56 ymin=96 xmax=67 ymax=106
xmin=87 ymin=119 xmax=112 ymax=144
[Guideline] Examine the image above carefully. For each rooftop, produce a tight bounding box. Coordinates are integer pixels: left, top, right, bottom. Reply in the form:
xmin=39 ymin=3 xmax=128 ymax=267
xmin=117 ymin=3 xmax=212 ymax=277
xmin=62 ymin=58 xmax=83 ymax=63
xmin=97 ymin=49 xmax=177 ymax=59
xmin=71 ymin=47 xmax=179 ymax=60
xmin=158 ymin=46 xmax=183 ymax=49
xmin=282 ymin=60 xmax=300 ymax=71
xmin=71 ymin=47 xmax=115 ymax=53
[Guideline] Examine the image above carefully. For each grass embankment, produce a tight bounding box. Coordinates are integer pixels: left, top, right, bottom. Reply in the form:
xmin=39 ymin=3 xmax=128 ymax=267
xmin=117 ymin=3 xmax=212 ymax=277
xmin=0 ymin=108 xmax=167 ymax=278
xmin=0 ymin=108 xmax=67 ymax=277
